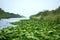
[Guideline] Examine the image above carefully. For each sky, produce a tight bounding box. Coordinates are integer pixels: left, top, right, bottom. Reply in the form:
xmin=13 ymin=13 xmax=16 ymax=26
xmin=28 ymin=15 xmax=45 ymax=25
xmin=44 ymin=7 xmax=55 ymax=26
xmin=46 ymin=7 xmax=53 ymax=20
xmin=0 ymin=0 xmax=60 ymax=18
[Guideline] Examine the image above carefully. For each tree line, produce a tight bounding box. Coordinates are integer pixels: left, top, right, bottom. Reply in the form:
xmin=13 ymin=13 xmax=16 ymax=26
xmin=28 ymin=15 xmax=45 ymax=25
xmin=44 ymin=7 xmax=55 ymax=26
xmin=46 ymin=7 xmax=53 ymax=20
xmin=0 ymin=8 xmax=23 ymax=19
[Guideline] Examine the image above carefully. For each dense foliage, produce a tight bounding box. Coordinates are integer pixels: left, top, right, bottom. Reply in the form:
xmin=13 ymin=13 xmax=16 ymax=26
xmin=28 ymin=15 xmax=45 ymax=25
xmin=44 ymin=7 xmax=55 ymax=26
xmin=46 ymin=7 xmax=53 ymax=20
xmin=0 ymin=7 xmax=60 ymax=40
xmin=30 ymin=6 xmax=60 ymax=20
xmin=0 ymin=8 xmax=23 ymax=19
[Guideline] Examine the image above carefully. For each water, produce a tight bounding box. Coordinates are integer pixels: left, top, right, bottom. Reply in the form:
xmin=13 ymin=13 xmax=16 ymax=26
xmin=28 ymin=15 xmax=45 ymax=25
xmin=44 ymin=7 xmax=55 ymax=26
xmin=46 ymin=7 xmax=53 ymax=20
xmin=0 ymin=18 xmax=28 ymax=29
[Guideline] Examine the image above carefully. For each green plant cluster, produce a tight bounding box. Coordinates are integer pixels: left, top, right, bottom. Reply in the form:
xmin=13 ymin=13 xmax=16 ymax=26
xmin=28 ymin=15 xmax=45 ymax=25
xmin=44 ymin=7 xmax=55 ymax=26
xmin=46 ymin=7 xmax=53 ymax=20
xmin=0 ymin=19 xmax=60 ymax=40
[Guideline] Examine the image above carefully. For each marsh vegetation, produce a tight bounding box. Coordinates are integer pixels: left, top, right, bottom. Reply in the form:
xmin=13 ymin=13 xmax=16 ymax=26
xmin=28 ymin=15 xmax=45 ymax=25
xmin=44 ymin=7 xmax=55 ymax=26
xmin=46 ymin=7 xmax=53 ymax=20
xmin=0 ymin=7 xmax=60 ymax=40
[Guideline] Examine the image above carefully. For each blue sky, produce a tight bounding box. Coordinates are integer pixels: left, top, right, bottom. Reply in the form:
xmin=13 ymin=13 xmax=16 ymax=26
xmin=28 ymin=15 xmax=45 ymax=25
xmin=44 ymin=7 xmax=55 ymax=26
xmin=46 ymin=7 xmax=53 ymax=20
xmin=0 ymin=0 xmax=60 ymax=17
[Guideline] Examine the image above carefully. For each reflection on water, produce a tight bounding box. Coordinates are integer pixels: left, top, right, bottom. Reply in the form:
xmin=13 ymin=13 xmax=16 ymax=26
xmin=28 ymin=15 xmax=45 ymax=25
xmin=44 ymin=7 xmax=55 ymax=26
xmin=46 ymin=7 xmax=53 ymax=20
xmin=0 ymin=18 xmax=28 ymax=29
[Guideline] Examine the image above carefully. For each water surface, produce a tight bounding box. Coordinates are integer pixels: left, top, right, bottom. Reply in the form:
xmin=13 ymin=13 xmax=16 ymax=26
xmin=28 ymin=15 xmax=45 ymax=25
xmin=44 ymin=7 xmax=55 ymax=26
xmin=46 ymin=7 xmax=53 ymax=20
xmin=0 ymin=18 xmax=28 ymax=29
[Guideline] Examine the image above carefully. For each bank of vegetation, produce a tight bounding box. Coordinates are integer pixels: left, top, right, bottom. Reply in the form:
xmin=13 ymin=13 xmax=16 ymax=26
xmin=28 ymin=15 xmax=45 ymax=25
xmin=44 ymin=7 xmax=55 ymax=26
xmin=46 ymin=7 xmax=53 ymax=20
xmin=0 ymin=7 xmax=60 ymax=40
xmin=0 ymin=8 xmax=23 ymax=19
